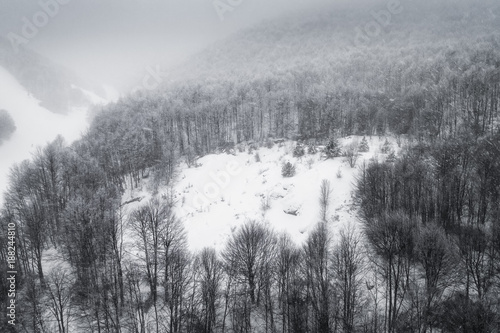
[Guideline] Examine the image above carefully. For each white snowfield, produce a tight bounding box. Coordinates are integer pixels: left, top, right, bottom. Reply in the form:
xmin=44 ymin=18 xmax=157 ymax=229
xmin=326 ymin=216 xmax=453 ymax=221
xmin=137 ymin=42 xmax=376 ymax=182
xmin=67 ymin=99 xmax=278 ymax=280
xmin=122 ymin=137 xmax=395 ymax=252
xmin=0 ymin=66 xmax=105 ymax=204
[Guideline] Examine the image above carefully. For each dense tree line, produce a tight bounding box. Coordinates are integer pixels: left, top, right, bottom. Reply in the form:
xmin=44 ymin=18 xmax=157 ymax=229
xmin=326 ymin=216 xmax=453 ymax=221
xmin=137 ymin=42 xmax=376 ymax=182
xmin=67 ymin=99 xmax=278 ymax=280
xmin=356 ymin=129 xmax=500 ymax=332
xmin=86 ymin=37 xmax=500 ymax=174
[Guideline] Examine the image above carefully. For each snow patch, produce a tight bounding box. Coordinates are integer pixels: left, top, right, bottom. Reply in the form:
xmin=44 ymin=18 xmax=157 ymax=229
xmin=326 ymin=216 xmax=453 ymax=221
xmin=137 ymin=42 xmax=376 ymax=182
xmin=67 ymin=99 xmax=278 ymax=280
xmin=164 ymin=136 xmax=397 ymax=252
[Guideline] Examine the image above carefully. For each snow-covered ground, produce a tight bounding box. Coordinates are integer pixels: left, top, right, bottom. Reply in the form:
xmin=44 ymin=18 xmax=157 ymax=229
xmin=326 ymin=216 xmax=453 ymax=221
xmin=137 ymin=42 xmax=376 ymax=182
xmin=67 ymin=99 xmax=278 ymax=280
xmin=39 ymin=134 xmax=398 ymax=331
xmin=121 ymin=137 xmax=398 ymax=252
xmin=0 ymin=66 xmax=106 ymax=204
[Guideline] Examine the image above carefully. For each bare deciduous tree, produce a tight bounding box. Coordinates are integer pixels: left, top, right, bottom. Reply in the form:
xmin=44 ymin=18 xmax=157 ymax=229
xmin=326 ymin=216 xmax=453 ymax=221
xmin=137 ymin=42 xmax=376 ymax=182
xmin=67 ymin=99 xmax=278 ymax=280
xmin=46 ymin=267 xmax=74 ymax=333
xmin=365 ymin=211 xmax=418 ymax=333
xmin=123 ymin=262 xmax=147 ymax=333
xmin=197 ymin=248 xmax=223 ymax=333
xmin=344 ymin=141 xmax=360 ymax=168
xmin=222 ymin=221 xmax=277 ymax=331
xmin=319 ymin=179 xmax=332 ymax=222
xmin=130 ymin=195 xmax=180 ymax=332
xmin=303 ymin=222 xmax=332 ymax=333
xmin=417 ymin=223 xmax=456 ymax=331
xmin=130 ymin=198 xmax=166 ymax=303
xmin=332 ymin=225 xmax=366 ymax=333
xmin=276 ymin=233 xmax=302 ymax=333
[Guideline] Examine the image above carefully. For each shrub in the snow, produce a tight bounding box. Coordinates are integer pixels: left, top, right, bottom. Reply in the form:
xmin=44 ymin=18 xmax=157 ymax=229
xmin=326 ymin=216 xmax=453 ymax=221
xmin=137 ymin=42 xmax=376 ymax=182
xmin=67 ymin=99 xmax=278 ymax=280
xmin=236 ymin=144 xmax=245 ymax=153
xmin=344 ymin=142 xmax=359 ymax=168
xmin=308 ymin=144 xmax=318 ymax=154
xmin=281 ymin=161 xmax=296 ymax=177
xmin=336 ymin=168 xmax=343 ymax=179
xmin=293 ymin=144 xmax=305 ymax=158
xmin=248 ymin=143 xmax=258 ymax=155
xmin=219 ymin=141 xmax=235 ymax=154
xmin=359 ymin=136 xmax=369 ymax=152
xmin=255 ymin=152 xmax=261 ymax=163
xmin=260 ymin=195 xmax=271 ymax=213
xmin=265 ymin=139 xmax=274 ymax=149
xmin=381 ymin=139 xmax=392 ymax=154
xmin=386 ymin=151 xmax=397 ymax=163
xmin=324 ymin=138 xmax=342 ymax=159
xmin=306 ymin=158 xmax=315 ymax=169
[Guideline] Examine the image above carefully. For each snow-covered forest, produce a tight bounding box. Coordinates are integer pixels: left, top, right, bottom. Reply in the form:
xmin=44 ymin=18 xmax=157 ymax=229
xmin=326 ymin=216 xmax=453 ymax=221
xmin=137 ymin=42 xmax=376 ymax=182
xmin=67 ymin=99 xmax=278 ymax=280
xmin=1 ymin=0 xmax=500 ymax=332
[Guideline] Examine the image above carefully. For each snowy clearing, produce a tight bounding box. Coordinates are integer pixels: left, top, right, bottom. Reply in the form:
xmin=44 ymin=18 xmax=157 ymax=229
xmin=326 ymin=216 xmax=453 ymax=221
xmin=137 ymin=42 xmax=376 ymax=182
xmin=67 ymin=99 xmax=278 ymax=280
xmin=121 ymin=136 xmax=398 ymax=252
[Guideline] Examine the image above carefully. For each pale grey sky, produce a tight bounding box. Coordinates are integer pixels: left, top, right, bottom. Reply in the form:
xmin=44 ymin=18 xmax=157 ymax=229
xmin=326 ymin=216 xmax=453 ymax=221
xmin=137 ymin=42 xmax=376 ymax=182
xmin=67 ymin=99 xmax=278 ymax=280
xmin=0 ymin=0 xmax=339 ymax=91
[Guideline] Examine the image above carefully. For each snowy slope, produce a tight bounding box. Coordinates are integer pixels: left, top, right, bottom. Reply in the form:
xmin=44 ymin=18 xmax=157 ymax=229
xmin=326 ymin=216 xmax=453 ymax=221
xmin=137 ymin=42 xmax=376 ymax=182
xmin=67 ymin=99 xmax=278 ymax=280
xmin=70 ymin=84 xmax=109 ymax=105
xmin=0 ymin=66 xmax=97 ymax=203
xmin=121 ymin=137 xmax=398 ymax=252
xmin=38 ymin=136 xmax=398 ymax=332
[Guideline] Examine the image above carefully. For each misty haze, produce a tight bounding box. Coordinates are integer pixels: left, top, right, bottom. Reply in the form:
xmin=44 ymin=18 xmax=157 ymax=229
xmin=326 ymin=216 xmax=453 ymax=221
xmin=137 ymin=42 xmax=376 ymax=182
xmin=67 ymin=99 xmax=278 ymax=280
xmin=0 ymin=0 xmax=500 ymax=332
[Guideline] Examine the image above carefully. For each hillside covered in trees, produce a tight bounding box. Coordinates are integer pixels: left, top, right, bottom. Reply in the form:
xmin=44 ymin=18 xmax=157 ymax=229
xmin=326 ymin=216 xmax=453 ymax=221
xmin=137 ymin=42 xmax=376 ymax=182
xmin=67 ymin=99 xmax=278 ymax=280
xmin=115 ymin=0 xmax=500 ymax=153
xmin=1 ymin=0 xmax=500 ymax=332
xmin=0 ymin=37 xmax=106 ymax=114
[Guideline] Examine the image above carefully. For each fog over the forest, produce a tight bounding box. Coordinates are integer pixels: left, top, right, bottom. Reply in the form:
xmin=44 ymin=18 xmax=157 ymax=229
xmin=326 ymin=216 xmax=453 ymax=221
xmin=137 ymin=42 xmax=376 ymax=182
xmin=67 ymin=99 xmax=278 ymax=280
xmin=1 ymin=0 xmax=500 ymax=332
xmin=0 ymin=0 xmax=350 ymax=91
xmin=2 ymin=0 xmax=492 ymax=92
